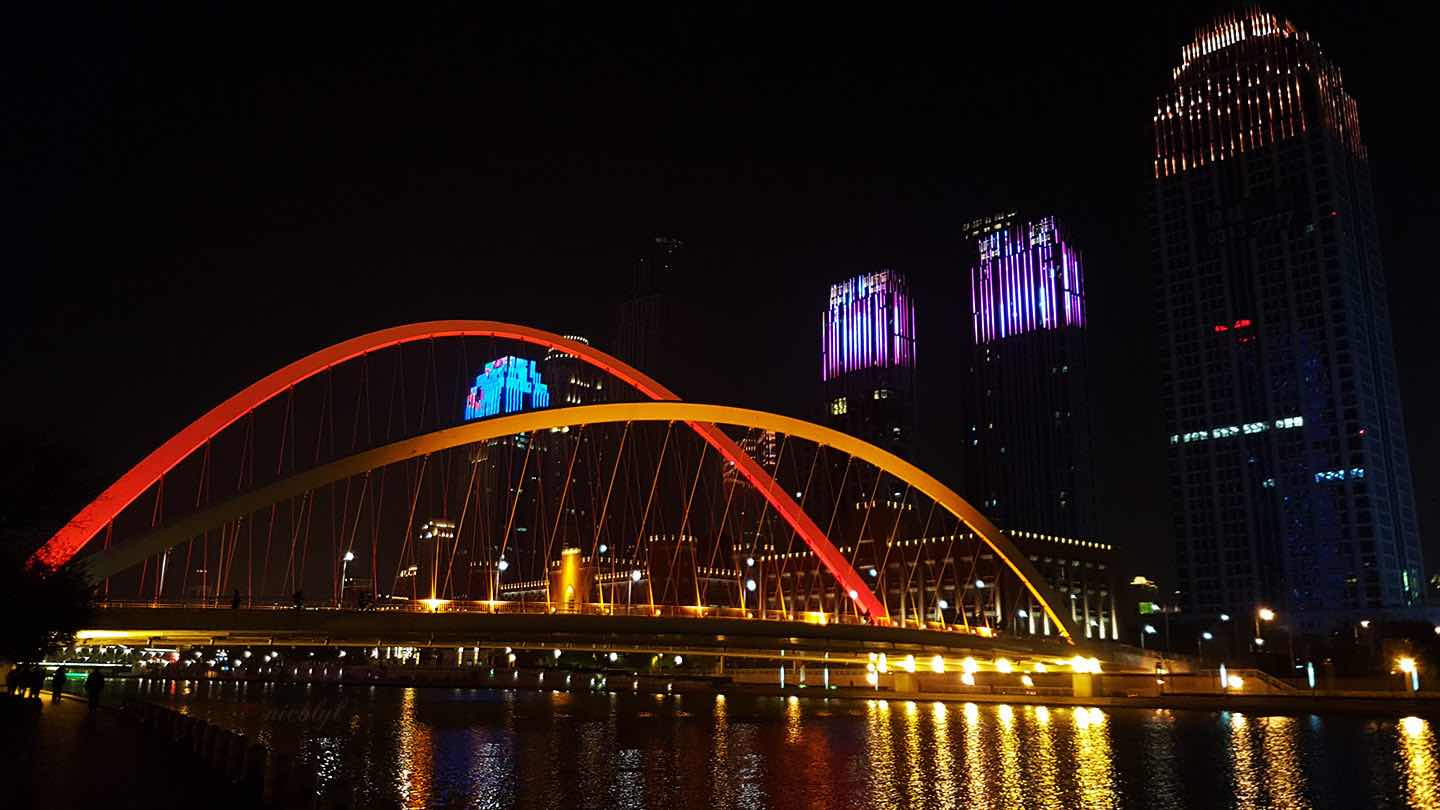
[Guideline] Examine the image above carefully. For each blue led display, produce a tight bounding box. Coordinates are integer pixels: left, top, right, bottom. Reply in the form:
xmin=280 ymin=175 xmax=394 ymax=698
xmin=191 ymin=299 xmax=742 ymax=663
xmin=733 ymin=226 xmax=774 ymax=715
xmin=464 ymin=356 xmax=551 ymax=420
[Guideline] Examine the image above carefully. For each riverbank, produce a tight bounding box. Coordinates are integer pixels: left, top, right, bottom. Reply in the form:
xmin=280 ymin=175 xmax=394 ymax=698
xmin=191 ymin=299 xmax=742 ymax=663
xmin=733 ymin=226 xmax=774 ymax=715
xmin=126 ymin=665 xmax=1440 ymax=719
xmin=0 ymin=692 xmax=239 ymax=810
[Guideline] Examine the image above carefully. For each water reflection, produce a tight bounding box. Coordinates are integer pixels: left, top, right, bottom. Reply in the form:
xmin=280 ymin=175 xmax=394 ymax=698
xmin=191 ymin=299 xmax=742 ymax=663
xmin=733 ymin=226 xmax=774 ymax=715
xmin=1258 ymin=715 xmax=1309 ymax=810
xmin=865 ymin=700 xmax=897 ymax=807
xmin=930 ymin=702 xmax=956 ymax=805
xmin=711 ymin=695 xmax=733 ymax=808
xmin=1227 ymin=712 xmax=1261 ymax=810
xmin=394 ymin=687 xmax=432 ymax=807
xmin=1073 ymin=707 xmax=1118 ymax=809
xmin=1030 ymin=705 xmax=1061 ymax=807
xmin=962 ymin=702 xmax=988 ymax=807
xmin=120 ymin=679 xmax=1436 ymax=809
xmin=996 ymin=704 xmax=1022 ymax=807
xmin=901 ymin=701 xmax=925 ymax=802
xmin=1141 ymin=710 xmax=1181 ymax=809
xmin=1399 ymin=716 xmax=1440 ymax=810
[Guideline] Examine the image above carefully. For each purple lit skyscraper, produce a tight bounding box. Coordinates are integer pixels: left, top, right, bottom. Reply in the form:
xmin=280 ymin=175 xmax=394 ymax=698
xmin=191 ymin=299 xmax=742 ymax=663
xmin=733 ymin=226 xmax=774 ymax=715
xmin=820 ymin=270 xmax=916 ymax=459
xmin=962 ymin=213 xmax=1113 ymax=640
xmin=969 ymin=216 xmax=1085 ymax=345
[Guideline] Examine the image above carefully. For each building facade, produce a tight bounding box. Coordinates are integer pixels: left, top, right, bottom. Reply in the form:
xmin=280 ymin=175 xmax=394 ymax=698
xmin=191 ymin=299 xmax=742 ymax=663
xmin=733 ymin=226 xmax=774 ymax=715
xmin=963 ymin=213 xmax=1116 ymax=640
xmin=615 ymin=236 xmax=685 ymax=388
xmin=1152 ymin=9 xmax=1423 ymax=625
xmin=820 ymin=270 xmax=917 ymax=459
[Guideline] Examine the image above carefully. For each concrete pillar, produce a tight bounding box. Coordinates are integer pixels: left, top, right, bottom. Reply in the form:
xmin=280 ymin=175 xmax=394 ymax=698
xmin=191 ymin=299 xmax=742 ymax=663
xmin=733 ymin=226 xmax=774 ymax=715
xmin=892 ymin=672 xmax=917 ymax=695
xmin=1072 ymin=672 xmax=1094 ymax=698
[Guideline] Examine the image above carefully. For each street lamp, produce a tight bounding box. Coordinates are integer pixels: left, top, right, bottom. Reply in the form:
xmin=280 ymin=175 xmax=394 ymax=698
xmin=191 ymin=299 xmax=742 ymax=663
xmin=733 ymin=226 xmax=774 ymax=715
xmin=628 ymin=569 xmax=642 ymax=610
xmin=1197 ymin=630 xmax=1213 ymax=660
xmin=340 ymin=550 xmax=356 ymax=607
xmin=1254 ymin=606 xmax=1275 ymax=652
xmin=1398 ymin=657 xmax=1419 ymax=692
xmin=1141 ymin=624 xmax=1157 ymax=650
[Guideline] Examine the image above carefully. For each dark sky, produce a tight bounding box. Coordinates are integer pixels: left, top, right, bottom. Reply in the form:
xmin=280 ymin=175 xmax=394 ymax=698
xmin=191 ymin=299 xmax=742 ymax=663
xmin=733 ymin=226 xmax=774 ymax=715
xmin=4 ymin=3 xmax=1436 ymax=586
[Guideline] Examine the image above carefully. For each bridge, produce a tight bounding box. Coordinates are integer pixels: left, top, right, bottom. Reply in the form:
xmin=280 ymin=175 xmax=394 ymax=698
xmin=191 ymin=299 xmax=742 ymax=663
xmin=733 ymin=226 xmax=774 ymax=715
xmin=35 ymin=320 xmax=1137 ymax=679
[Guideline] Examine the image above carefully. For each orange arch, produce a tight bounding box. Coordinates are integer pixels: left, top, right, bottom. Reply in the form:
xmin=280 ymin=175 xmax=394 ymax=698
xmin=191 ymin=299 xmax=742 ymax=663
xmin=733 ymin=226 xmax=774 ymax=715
xmin=30 ymin=321 xmax=890 ymax=621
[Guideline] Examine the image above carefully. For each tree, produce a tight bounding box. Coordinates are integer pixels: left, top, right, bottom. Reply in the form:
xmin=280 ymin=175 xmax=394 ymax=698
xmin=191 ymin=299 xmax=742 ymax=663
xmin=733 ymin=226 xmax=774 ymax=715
xmin=0 ymin=542 xmax=94 ymax=663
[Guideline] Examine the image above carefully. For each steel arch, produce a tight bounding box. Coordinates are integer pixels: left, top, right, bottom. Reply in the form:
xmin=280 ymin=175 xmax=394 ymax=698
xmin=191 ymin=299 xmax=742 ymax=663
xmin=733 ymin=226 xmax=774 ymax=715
xmin=78 ymin=402 xmax=1079 ymax=642
xmin=31 ymin=321 xmax=888 ymax=621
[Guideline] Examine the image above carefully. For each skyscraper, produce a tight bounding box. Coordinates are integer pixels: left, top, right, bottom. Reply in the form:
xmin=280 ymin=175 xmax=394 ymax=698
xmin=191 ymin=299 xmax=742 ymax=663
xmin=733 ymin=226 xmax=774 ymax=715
xmin=963 ymin=212 xmax=1115 ymax=639
xmin=820 ymin=270 xmax=917 ymax=459
xmin=616 ymin=236 xmax=685 ymax=387
xmin=1152 ymin=9 xmax=1423 ymax=626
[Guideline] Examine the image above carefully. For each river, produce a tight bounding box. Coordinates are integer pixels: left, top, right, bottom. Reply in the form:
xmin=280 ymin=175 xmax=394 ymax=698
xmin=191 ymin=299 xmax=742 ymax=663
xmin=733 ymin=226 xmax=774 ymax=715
xmin=125 ymin=679 xmax=1438 ymax=808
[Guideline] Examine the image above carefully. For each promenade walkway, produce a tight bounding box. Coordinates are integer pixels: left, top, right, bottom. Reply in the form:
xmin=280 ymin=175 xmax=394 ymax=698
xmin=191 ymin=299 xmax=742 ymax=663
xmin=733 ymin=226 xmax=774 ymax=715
xmin=0 ymin=692 xmax=228 ymax=810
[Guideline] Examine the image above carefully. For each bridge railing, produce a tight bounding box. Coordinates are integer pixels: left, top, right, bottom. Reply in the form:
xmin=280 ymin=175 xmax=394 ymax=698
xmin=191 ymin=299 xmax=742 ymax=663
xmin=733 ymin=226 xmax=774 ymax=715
xmin=92 ymin=598 xmax=1023 ymax=639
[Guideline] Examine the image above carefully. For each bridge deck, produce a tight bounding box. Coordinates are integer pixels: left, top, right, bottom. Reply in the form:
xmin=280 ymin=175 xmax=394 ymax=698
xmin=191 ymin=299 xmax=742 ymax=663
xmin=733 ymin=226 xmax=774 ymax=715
xmin=83 ymin=607 xmax=1086 ymax=666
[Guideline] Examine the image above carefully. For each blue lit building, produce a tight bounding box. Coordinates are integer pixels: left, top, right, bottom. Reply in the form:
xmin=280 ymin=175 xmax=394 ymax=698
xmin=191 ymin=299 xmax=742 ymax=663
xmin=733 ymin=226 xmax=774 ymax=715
xmin=1152 ymin=10 xmax=1424 ymax=627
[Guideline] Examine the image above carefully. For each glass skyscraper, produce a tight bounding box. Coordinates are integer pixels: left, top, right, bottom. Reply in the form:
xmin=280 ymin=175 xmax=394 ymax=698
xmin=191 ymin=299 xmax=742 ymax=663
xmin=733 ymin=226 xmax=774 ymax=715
xmin=1152 ymin=9 xmax=1423 ymax=626
xmin=963 ymin=213 xmax=1115 ymax=639
xmin=820 ymin=269 xmax=917 ymax=459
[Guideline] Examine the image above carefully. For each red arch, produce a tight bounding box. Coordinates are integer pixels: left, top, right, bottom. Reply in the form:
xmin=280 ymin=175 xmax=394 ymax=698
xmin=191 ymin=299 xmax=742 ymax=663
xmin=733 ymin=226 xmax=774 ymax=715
xmin=31 ymin=321 xmax=890 ymax=622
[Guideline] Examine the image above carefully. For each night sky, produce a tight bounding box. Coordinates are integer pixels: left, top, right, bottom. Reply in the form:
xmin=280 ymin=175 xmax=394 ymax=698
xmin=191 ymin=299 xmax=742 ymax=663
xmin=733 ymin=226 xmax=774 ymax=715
xmin=5 ymin=3 xmax=1436 ymax=586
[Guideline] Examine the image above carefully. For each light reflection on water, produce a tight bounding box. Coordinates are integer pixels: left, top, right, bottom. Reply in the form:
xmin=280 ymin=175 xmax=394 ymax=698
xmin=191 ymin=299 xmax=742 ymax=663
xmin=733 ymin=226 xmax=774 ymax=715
xmin=125 ymin=679 xmax=1439 ymax=809
xmin=1401 ymin=716 xmax=1440 ymax=810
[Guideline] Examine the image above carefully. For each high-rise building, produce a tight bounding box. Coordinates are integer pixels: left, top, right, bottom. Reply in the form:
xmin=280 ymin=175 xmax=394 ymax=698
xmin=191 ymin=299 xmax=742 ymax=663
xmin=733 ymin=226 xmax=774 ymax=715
xmin=616 ymin=236 xmax=685 ymax=387
xmin=820 ymin=270 xmax=917 ymax=459
xmin=963 ymin=213 xmax=1116 ymax=639
xmin=1152 ymin=9 xmax=1423 ymax=626
xmin=542 ymin=335 xmax=607 ymax=406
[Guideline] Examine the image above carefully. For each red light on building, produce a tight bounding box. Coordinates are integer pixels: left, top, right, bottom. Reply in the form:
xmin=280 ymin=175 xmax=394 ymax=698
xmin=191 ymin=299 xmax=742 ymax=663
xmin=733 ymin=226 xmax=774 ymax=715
xmin=1214 ymin=324 xmax=1229 ymax=333
xmin=1234 ymin=319 xmax=1252 ymax=329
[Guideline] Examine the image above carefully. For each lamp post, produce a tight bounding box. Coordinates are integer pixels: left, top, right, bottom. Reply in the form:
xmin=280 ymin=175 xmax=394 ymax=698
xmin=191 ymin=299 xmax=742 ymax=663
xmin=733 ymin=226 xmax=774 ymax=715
xmin=1398 ymin=657 xmax=1419 ymax=693
xmin=1197 ymin=631 xmax=1213 ymax=661
xmin=1254 ymin=607 xmax=1274 ymax=654
xmin=1141 ymin=624 xmax=1157 ymax=650
xmin=495 ymin=558 xmax=509 ymax=608
xmin=629 ymin=569 xmax=641 ymax=612
xmin=339 ymin=550 xmax=356 ymax=607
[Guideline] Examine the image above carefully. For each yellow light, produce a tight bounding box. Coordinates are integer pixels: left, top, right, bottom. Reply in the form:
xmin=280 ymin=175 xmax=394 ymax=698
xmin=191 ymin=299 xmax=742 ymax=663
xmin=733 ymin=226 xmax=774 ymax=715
xmin=901 ymin=655 xmax=917 ymax=674
xmin=1032 ymin=662 xmax=1048 ymax=674
xmin=420 ymin=598 xmax=450 ymax=612
xmin=1070 ymin=655 xmax=1088 ymax=673
xmin=1401 ymin=716 xmax=1425 ymax=737
xmin=995 ymin=658 xmax=1013 ymax=674
xmin=75 ymin=630 xmax=136 ymax=640
xmin=1021 ymin=674 xmax=1035 ymax=687
xmin=1228 ymin=674 xmax=1245 ymax=690
xmin=962 ymin=657 xmax=978 ymax=675
xmin=1399 ymin=657 xmax=1418 ymax=675
xmin=877 ymin=653 xmax=889 ymax=674
xmin=930 ymin=655 xmax=945 ymax=674
xmin=865 ymin=671 xmax=879 ymax=686
xmin=1257 ymin=607 xmax=1275 ymax=622
xmin=961 ymin=672 xmax=976 ymax=686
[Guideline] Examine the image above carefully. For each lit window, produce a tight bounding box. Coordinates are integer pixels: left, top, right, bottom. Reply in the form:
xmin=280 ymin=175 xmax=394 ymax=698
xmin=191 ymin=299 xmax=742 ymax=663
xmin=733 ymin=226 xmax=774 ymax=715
xmin=830 ymin=397 xmax=848 ymax=416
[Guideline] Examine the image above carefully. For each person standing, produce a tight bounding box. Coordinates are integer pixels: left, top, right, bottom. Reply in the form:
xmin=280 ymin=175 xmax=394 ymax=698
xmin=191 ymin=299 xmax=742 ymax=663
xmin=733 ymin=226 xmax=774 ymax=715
xmin=84 ymin=669 xmax=105 ymax=711
xmin=50 ymin=666 xmax=67 ymax=702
